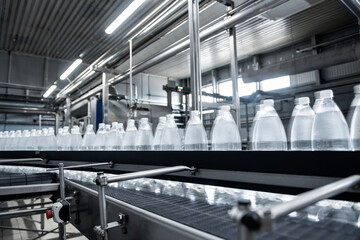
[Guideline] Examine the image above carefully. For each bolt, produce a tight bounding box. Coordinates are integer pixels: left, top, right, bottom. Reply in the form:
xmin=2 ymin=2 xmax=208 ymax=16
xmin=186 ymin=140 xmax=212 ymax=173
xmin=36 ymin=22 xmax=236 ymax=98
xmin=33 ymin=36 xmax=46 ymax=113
xmin=121 ymin=227 xmax=127 ymax=234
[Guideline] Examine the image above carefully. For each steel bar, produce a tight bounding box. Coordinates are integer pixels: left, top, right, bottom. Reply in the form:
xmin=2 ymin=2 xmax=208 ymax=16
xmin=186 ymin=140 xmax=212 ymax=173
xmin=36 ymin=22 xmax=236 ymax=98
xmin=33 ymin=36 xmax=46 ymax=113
xmin=97 ymin=174 xmax=108 ymax=240
xmin=46 ymin=162 xmax=113 ymax=171
xmin=0 ymin=201 xmax=52 ymax=211
xmin=0 ymin=207 xmax=48 ymax=220
xmin=70 ymin=0 xmax=289 ymax=105
xmin=269 ymin=175 xmax=360 ymax=220
xmin=102 ymin=73 xmax=110 ymax=124
xmin=0 ymin=183 xmax=59 ymax=196
xmin=129 ymin=39 xmax=133 ymax=107
xmin=0 ymin=158 xmax=43 ymax=163
xmin=65 ymin=98 xmax=71 ymax=127
xmin=188 ymin=0 xmax=202 ymax=113
xmin=107 ymin=165 xmax=193 ymax=184
xmin=58 ymin=163 xmax=66 ymax=240
xmin=0 ymin=226 xmax=59 ymax=234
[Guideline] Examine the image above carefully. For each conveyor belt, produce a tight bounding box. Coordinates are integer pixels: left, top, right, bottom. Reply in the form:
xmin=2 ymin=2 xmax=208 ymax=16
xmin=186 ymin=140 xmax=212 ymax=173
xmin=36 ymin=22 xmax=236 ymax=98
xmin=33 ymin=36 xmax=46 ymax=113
xmin=0 ymin=172 xmax=56 ymax=187
xmin=77 ymin=181 xmax=360 ymax=240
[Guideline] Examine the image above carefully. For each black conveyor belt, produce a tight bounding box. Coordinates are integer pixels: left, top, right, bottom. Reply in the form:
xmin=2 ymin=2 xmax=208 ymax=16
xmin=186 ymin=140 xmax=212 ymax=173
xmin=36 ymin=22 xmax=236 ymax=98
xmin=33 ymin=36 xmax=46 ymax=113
xmin=0 ymin=172 xmax=56 ymax=187
xmin=78 ymin=181 xmax=360 ymax=240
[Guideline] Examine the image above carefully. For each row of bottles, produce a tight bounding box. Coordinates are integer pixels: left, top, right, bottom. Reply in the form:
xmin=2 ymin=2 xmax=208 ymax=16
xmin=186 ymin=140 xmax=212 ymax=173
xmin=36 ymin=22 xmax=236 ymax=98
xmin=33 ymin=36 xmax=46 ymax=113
xmin=0 ymin=86 xmax=359 ymax=151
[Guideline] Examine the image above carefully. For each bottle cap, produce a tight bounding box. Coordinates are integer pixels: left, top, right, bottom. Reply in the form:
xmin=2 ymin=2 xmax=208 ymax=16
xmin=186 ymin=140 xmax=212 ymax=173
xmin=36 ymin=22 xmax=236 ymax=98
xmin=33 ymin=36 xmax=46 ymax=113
xmin=127 ymin=119 xmax=135 ymax=125
xmin=159 ymin=116 xmax=166 ymax=122
xmin=118 ymin=123 xmax=124 ymax=127
xmin=354 ymin=84 xmax=360 ymax=94
xmin=111 ymin=122 xmax=118 ymax=127
xmin=190 ymin=111 xmax=199 ymax=117
xmin=86 ymin=124 xmax=93 ymax=130
xmin=105 ymin=124 xmax=111 ymax=130
xmin=317 ymin=89 xmax=333 ymax=99
xmin=219 ymin=105 xmax=231 ymax=111
xmin=140 ymin=118 xmax=148 ymax=123
xmin=262 ymin=99 xmax=274 ymax=107
xmin=99 ymin=123 xmax=105 ymax=128
xmin=166 ymin=114 xmax=174 ymax=120
xmin=295 ymin=97 xmax=310 ymax=105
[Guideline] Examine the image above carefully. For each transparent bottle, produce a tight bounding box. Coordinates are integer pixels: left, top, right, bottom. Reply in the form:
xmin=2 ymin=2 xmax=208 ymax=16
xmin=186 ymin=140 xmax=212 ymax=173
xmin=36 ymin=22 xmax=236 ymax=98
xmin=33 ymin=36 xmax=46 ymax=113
xmin=46 ymin=128 xmax=57 ymax=150
xmin=136 ymin=118 xmax=154 ymax=150
xmin=69 ymin=126 xmax=82 ymax=151
xmin=82 ymin=124 xmax=96 ymax=150
xmin=311 ymin=90 xmax=351 ymax=151
xmin=289 ymin=97 xmax=315 ymax=151
xmin=20 ymin=130 xmax=30 ymax=151
xmin=118 ymin=123 xmax=125 ymax=150
xmin=94 ymin=123 xmax=107 ymax=150
xmin=160 ymin=114 xmax=182 ymax=150
xmin=56 ymin=128 xmax=64 ymax=151
xmin=251 ymin=99 xmax=287 ymax=151
xmin=6 ymin=130 xmax=16 ymax=151
xmin=106 ymin=122 xmax=121 ymax=151
xmin=60 ymin=126 xmax=71 ymax=151
xmin=38 ymin=128 xmax=48 ymax=151
xmin=153 ymin=116 xmax=166 ymax=150
xmin=349 ymin=85 xmax=360 ymax=150
xmin=11 ymin=130 xmax=22 ymax=151
xmin=0 ymin=131 xmax=3 ymax=151
xmin=249 ymin=104 xmax=263 ymax=150
xmin=1 ymin=131 xmax=9 ymax=151
xmin=184 ymin=111 xmax=208 ymax=151
xmin=27 ymin=129 xmax=37 ymax=150
xmin=123 ymin=119 xmax=138 ymax=150
xmin=312 ymin=91 xmax=321 ymax=112
xmin=105 ymin=124 xmax=111 ymax=132
xmin=211 ymin=105 xmax=241 ymax=151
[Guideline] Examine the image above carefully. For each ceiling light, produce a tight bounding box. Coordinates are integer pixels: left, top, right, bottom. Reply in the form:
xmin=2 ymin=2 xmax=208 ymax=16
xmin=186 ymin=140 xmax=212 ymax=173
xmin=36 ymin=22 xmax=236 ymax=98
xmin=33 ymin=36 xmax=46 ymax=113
xmin=105 ymin=0 xmax=146 ymax=34
xmin=43 ymin=85 xmax=57 ymax=98
xmin=60 ymin=59 xmax=83 ymax=80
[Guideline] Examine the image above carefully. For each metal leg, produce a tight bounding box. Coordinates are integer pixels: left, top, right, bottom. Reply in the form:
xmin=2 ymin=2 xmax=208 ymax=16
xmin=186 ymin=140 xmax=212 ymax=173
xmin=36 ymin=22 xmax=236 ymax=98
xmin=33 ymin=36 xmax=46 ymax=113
xmin=40 ymin=198 xmax=45 ymax=231
xmin=97 ymin=173 xmax=108 ymax=240
xmin=58 ymin=163 xmax=66 ymax=240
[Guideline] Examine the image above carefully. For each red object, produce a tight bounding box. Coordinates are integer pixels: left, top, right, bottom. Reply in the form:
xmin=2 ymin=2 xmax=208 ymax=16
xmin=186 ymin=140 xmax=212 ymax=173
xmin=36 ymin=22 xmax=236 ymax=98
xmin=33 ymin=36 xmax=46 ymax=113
xmin=46 ymin=209 xmax=53 ymax=219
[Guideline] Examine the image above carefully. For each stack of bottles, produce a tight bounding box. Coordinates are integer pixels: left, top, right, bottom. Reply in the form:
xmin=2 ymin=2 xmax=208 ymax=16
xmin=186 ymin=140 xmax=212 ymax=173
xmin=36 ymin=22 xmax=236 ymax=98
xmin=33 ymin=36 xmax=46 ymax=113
xmin=0 ymin=86 xmax=359 ymax=151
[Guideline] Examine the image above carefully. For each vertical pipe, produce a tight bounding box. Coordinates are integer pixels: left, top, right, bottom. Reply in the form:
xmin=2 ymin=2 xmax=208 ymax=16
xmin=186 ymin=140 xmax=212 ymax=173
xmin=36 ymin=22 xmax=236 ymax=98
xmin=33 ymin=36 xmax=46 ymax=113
xmin=39 ymin=114 xmax=42 ymax=129
xmin=40 ymin=198 xmax=45 ymax=231
xmin=58 ymin=163 xmax=66 ymax=240
xmin=102 ymin=73 xmax=109 ymax=124
xmin=65 ymin=98 xmax=71 ymax=127
xmin=229 ymin=22 xmax=241 ymax=131
xmin=129 ymin=39 xmax=133 ymax=107
xmin=6 ymin=51 xmax=12 ymax=95
xmin=55 ymin=112 xmax=60 ymax=135
xmin=188 ymin=0 xmax=202 ymax=115
xmin=97 ymin=174 xmax=108 ymax=240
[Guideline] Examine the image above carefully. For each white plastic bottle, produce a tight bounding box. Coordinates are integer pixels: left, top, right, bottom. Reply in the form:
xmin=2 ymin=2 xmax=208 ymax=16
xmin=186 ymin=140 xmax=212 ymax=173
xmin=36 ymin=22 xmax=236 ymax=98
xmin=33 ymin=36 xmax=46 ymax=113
xmin=106 ymin=122 xmax=121 ymax=151
xmin=123 ymin=119 xmax=138 ymax=150
xmin=249 ymin=104 xmax=263 ymax=150
xmin=311 ymin=89 xmax=351 ymax=151
xmin=136 ymin=118 xmax=154 ymax=150
xmin=27 ymin=129 xmax=37 ymax=150
xmin=82 ymin=124 xmax=96 ymax=150
xmin=94 ymin=123 xmax=107 ymax=150
xmin=211 ymin=105 xmax=241 ymax=150
xmin=153 ymin=117 xmax=166 ymax=150
xmin=69 ymin=126 xmax=82 ymax=151
xmin=184 ymin=111 xmax=208 ymax=150
xmin=1 ymin=131 xmax=9 ymax=150
xmin=118 ymin=123 xmax=125 ymax=150
xmin=6 ymin=130 xmax=16 ymax=150
xmin=21 ymin=130 xmax=30 ymax=151
xmin=60 ymin=126 xmax=71 ymax=150
xmin=289 ymin=97 xmax=315 ymax=151
xmin=56 ymin=128 xmax=64 ymax=151
xmin=350 ymin=85 xmax=360 ymax=150
xmin=46 ymin=128 xmax=57 ymax=150
xmin=312 ymin=91 xmax=321 ymax=112
xmin=38 ymin=128 xmax=48 ymax=151
xmin=11 ymin=130 xmax=22 ymax=151
xmin=251 ymin=99 xmax=287 ymax=151
xmin=160 ymin=114 xmax=182 ymax=150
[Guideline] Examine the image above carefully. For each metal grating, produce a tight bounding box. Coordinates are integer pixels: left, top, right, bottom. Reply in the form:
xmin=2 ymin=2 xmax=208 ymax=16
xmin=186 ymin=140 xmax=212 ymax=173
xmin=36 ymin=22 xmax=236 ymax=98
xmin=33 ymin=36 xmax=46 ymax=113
xmin=0 ymin=172 xmax=56 ymax=187
xmin=79 ymin=181 xmax=360 ymax=240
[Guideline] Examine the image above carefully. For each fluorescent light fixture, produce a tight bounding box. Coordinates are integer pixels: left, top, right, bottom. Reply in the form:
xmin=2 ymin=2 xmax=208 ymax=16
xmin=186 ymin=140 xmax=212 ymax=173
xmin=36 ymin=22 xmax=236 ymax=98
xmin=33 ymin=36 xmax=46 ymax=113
xmin=60 ymin=59 xmax=83 ymax=80
xmin=105 ymin=0 xmax=146 ymax=34
xmin=262 ymin=76 xmax=290 ymax=92
xmin=43 ymin=85 xmax=57 ymax=98
xmin=202 ymin=109 xmax=214 ymax=115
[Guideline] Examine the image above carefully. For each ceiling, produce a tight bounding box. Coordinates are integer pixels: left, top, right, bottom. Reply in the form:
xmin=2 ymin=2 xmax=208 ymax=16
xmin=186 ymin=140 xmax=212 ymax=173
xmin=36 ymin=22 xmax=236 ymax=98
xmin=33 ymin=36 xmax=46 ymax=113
xmin=0 ymin=0 xmax=161 ymax=64
xmin=141 ymin=0 xmax=356 ymax=79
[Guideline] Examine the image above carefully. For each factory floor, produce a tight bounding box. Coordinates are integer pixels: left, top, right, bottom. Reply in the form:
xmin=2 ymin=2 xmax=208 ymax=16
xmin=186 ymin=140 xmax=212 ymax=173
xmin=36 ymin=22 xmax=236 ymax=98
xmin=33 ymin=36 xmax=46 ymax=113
xmin=0 ymin=198 xmax=87 ymax=240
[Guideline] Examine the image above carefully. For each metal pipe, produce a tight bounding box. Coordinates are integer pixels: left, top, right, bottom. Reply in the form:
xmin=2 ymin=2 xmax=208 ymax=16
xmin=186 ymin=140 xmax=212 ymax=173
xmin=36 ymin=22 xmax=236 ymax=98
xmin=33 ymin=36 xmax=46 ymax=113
xmin=46 ymin=162 xmax=113 ymax=171
xmin=97 ymin=174 xmax=108 ymax=240
xmin=0 ymin=207 xmax=48 ymax=220
xmin=58 ymin=163 xmax=66 ymax=240
xmin=107 ymin=165 xmax=193 ymax=184
xmin=129 ymin=39 xmax=133 ymax=107
xmin=188 ymin=0 xmax=202 ymax=113
xmin=65 ymin=98 xmax=71 ymax=127
xmin=269 ymin=175 xmax=360 ymax=220
xmin=0 ymin=158 xmax=43 ymax=163
xmin=102 ymin=73 xmax=110 ymax=124
xmin=69 ymin=0 xmax=289 ymax=104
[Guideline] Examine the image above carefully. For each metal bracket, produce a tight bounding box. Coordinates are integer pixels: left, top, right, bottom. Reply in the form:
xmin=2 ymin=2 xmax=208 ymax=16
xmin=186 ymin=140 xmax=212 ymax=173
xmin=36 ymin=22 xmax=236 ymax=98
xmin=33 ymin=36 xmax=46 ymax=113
xmin=93 ymin=213 xmax=127 ymax=237
xmin=92 ymin=66 xmax=120 ymax=75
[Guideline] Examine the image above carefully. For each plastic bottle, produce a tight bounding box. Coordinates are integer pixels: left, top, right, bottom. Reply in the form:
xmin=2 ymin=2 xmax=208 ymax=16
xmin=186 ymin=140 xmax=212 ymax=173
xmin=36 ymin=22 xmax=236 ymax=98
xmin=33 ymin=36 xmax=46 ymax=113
xmin=69 ymin=126 xmax=82 ymax=151
xmin=105 ymin=124 xmax=111 ymax=132
xmin=312 ymin=91 xmax=321 ymax=112
xmin=311 ymin=90 xmax=351 ymax=151
xmin=1 ymin=131 xmax=9 ymax=150
xmin=249 ymin=104 xmax=263 ymax=150
xmin=251 ymin=99 xmax=287 ymax=150
xmin=27 ymin=129 xmax=37 ymax=150
xmin=6 ymin=130 xmax=16 ymax=150
xmin=38 ymin=128 xmax=48 ymax=151
xmin=0 ymin=132 xmax=3 ymax=150
xmin=94 ymin=123 xmax=107 ymax=150
xmin=350 ymin=85 xmax=360 ymax=150
xmin=118 ymin=123 xmax=125 ymax=150
xmin=21 ymin=130 xmax=30 ymax=151
xmin=184 ymin=111 xmax=208 ymax=150
xmin=59 ymin=126 xmax=70 ymax=150
xmin=106 ymin=122 xmax=121 ymax=151
xmin=289 ymin=97 xmax=315 ymax=150
xmin=153 ymin=117 xmax=166 ymax=150
xmin=211 ymin=105 xmax=241 ymax=150
xmin=82 ymin=124 xmax=96 ymax=150
xmin=11 ymin=130 xmax=22 ymax=151
xmin=56 ymin=128 xmax=64 ymax=151
xmin=136 ymin=118 xmax=154 ymax=150
xmin=46 ymin=128 xmax=57 ymax=150
xmin=123 ymin=119 xmax=138 ymax=150
xmin=160 ymin=114 xmax=182 ymax=150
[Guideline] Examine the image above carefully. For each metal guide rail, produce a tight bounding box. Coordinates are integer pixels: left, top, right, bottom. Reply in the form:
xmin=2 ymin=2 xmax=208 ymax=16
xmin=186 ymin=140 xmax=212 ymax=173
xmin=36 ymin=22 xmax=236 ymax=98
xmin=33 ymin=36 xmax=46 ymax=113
xmin=0 ymin=151 xmax=359 ymax=201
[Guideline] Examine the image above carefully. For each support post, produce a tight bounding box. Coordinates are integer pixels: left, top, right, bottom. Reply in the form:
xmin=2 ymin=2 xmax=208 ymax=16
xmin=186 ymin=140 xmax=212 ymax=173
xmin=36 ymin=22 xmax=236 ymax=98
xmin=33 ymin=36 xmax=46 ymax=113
xmin=89 ymin=96 xmax=97 ymax=129
xmin=228 ymin=6 xmax=241 ymax=131
xmin=55 ymin=112 xmax=60 ymax=135
xmin=96 ymin=173 xmax=108 ymax=240
xmin=188 ymin=0 xmax=202 ymax=115
xmin=102 ymin=73 xmax=110 ymax=124
xmin=58 ymin=163 xmax=66 ymax=240
xmin=129 ymin=39 xmax=133 ymax=107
